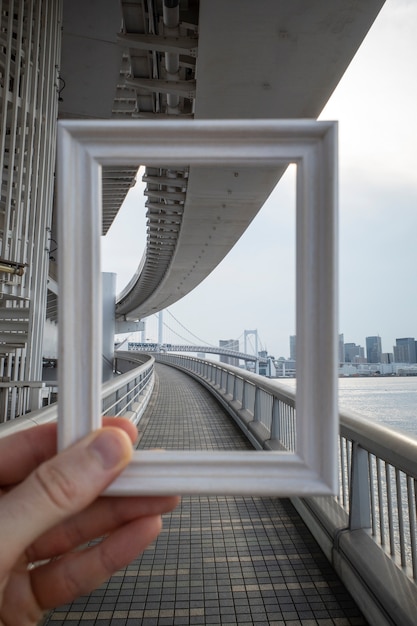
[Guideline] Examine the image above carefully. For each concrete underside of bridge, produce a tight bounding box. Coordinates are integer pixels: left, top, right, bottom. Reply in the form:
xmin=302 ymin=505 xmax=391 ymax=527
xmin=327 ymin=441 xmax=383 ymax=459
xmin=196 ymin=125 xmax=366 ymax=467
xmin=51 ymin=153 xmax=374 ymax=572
xmin=0 ymin=0 xmax=385 ymax=412
xmin=59 ymin=0 xmax=385 ymax=321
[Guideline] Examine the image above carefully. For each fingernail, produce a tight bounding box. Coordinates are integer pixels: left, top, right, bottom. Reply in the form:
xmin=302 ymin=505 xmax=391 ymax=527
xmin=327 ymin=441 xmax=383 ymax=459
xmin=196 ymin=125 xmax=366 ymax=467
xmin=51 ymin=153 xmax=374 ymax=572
xmin=88 ymin=429 xmax=127 ymax=469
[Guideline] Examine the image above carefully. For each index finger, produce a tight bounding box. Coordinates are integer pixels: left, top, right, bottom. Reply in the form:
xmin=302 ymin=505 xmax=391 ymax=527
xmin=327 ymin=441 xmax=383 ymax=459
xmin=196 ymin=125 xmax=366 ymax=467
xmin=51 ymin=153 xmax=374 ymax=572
xmin=0 ymin=418 xmax=138 ymax=485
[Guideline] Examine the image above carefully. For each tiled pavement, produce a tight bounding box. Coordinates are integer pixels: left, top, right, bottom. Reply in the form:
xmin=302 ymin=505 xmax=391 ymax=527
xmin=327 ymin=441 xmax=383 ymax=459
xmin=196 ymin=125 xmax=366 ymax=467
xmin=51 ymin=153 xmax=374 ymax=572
xmin=44 ymin=363 xmax=367 ymax=625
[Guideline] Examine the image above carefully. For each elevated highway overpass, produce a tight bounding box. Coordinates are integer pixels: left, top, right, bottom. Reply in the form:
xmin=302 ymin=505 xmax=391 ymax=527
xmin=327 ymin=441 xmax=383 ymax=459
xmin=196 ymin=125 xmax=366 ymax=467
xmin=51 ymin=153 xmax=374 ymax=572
xmin=57 ymin=0 xmax=385 ymax=324
xmin=0 ymin=0 xmax=386 ymax=397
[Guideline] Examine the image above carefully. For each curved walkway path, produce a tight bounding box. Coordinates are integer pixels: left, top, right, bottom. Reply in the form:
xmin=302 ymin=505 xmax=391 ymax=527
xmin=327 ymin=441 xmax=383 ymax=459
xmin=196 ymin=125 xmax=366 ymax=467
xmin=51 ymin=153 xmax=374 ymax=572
xmin=44 ymin=364 xmax=367 ymax=625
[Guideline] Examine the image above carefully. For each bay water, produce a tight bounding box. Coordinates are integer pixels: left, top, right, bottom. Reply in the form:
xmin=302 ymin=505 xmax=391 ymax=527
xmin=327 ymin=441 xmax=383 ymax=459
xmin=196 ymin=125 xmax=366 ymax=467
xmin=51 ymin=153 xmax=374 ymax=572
xmin=281 ymin=376 xmax=417 ymax=440
xmin=338 ymin=376 xmax=417 ymax=439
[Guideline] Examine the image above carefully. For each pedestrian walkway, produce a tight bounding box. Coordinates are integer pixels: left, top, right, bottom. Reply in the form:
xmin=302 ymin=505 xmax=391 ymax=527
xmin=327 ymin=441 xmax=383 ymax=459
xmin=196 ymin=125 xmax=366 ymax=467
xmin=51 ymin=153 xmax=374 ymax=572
xmin=44 ymin=363 xmax=367 ymax=625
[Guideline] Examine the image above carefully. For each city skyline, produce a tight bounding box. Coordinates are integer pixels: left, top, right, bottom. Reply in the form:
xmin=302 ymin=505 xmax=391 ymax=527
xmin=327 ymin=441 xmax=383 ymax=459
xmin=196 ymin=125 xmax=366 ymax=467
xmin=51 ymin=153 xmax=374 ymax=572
xmin=124 ymin=321 xmax=417 ymax=364
xmin=103 ymin=0 xmax=417 ymax=360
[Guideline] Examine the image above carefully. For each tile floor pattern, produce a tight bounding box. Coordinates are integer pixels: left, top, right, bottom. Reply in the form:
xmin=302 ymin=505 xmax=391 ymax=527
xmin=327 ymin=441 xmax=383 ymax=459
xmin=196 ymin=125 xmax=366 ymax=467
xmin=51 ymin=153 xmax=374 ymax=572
xmin=43 ymin=364 xmax=367 ymax=625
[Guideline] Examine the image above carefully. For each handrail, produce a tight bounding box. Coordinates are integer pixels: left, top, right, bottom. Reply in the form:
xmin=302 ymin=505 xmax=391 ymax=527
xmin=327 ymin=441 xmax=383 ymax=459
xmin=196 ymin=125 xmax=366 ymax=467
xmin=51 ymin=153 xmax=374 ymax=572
xmin=155 ymin=353 xmax=417 ymax=469
xmin=155 ymin=352 xmax=417 ymax=626
xmin=340 ymin=409 xmax=417 ymax=478
xmin=0 ymin=353 xmax=155 ymax=437
xmin=155 ymin=353 xmax=295 ymax=451
xmin=1 ymin=351 xmax=416 ymax=623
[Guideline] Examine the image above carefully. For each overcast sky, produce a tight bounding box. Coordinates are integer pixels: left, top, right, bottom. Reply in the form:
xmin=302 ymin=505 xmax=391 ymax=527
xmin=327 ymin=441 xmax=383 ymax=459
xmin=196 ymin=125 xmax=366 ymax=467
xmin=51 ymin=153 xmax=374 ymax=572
xmin=102 ymin=0 xmax=417 ymax=358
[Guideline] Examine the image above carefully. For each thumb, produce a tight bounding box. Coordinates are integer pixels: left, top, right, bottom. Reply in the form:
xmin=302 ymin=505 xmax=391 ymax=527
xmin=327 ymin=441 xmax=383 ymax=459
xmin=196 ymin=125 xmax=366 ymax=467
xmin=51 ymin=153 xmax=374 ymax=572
xmin=0 ymin=427 xmax=132 ymax=572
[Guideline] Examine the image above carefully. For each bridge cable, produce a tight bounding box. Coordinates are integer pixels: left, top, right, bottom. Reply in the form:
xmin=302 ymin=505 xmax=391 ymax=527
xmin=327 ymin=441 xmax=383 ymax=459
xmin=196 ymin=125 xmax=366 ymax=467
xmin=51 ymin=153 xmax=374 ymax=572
xmin=161 ymin=310 xmax=247 ymax=352
xmin=165 ymin=309 xmax=215 ymax=346
xmin=160 ymin=319 xmax=202 ymax=346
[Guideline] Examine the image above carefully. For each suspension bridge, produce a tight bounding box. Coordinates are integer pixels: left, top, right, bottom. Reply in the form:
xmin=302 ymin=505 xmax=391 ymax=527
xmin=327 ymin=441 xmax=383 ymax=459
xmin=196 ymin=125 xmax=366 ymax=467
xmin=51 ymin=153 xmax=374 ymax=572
xmin=119 ymin=309 xmax=275 ymax=369
xmin=127 ymin=342 xmax=268 ymax=363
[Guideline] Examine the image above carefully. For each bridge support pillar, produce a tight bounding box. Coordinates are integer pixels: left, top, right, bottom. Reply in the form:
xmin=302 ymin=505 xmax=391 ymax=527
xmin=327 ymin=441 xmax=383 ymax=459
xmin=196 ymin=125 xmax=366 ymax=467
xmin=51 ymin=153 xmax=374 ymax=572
xmin=244 ymin=330 xmax=259 ymax=372
xmin=103 ymin=273 xmax=116 ymax=382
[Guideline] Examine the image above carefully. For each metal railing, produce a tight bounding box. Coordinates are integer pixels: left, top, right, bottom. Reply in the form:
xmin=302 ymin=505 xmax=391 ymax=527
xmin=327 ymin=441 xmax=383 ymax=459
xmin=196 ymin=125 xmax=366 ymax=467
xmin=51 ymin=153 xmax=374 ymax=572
xmin=163 ymin=352 xmax=417 ymax=578
xmin=0 ymin=352 xmax=155 ymax=437
xmin=156 ymin=353 xmax=296 ymax=452
xmin=1 ymin=350 xmax=416 ymax=623
xmin=0 ymin=380 xmax=57 ymax=422
xmin=155 ymin=353 xmax=417 ymax=626
xmin=101 ymin=352 xmax=154 ymax=420
xmin=339 ymin=411 xmax=417 ymax=579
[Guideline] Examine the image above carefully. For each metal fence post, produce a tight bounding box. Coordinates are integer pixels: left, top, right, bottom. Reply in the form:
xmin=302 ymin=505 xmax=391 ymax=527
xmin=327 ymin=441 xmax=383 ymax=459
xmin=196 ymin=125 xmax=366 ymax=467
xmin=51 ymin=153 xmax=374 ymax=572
xmin=271 ymin=397 xmax=281 ymax=442
xmin=254 ymin=387 xmax=261 ymax=422
xmin=349 ymin=442 xmax=371 ymax=530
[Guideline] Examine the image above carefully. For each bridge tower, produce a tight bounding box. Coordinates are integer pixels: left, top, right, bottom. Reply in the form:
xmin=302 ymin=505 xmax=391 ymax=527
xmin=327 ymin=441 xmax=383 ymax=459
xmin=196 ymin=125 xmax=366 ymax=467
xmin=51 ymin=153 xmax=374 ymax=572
xmin=158 ymin=311 xmax=164 ymax=347
xmin=244 ymin=330 xmax=259 ymax=373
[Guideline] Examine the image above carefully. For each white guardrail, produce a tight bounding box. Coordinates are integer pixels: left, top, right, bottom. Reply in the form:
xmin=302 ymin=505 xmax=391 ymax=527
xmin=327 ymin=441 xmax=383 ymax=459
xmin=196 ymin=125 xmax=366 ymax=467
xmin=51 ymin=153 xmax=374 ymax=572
xmin=1 ymin=351 xmax=416 ymax=624
xmin=0 ymin=352 xmax=154 ymax=436
xmin=154 ymin=353 xmax=417 ymax=626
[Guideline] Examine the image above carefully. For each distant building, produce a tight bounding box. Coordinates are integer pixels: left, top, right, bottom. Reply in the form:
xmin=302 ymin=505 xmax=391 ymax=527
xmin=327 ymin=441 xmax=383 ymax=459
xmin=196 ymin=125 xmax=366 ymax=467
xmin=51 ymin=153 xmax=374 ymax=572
xmin=393 ymin=338 xmax=416 ymax=363
xmin=289 ymin=335 xmax=296 ymax=361
xmin=344 ymin=342 xmax=365 ymax=363
xmin=381 ymin=352 xmax=394 ymax=364
xmin=352 ymin=355 xmax=367 ymax=364
xmin=366 ymin=336 xmax=382 ymax=363
xmin=258 ymin=352 xmax=274 ymax=377
xmin=339 ymin=334 xmax=345 ymax=363
xmin=275 ymin=358 xmax=296 ymax=377
xmin=219 ymin=339 xmax=239 ymax=366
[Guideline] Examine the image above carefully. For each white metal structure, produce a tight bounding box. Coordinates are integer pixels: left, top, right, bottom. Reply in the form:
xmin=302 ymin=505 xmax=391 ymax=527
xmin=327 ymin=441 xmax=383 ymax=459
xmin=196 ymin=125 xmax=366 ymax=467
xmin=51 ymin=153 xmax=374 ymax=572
xmin=0 ymin=352 xmax=155 ymax=436
xmin=0 ymin=0 xmax=62 ymax=417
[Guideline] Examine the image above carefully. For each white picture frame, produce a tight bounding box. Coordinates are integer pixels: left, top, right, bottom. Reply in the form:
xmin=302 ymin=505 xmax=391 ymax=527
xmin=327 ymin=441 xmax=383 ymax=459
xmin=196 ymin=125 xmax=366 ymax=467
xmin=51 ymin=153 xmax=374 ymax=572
xmin=57 ymin=119 xmax=338 ymax=496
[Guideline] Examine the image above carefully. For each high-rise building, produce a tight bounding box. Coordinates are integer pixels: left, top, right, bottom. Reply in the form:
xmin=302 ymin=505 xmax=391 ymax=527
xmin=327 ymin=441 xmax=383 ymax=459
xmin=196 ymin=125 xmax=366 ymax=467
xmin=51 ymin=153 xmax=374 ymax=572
xmin=344 ymin=343 xmax=365 ymax=363
xmin=258 ymin=351 xmax=273 ymax=377
xmin=366 ymin=336 xmax=382 ymax=363
xmin=339 ymin=334 xmax=345 ymax=363
xmin=289 ymin=335 xmax=296 ymax=361
xmin=381 ymin=353 xmax=394 ymax=364
xmin=393 ymin=338 xmax=416 ymax=363
xmin=219 ymin=339 xmax=240 ymax=366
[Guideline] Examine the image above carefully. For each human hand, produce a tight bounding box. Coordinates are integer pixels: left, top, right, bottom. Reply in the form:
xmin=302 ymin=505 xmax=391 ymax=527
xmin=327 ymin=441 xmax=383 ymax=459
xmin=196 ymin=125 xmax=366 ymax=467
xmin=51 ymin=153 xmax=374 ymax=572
xmin=0 ymin=419 xmax=179 ymax=625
